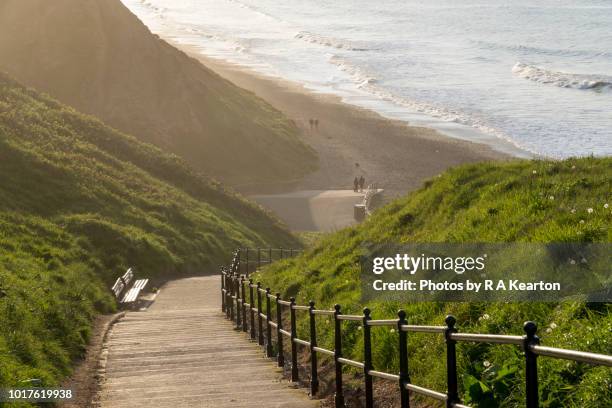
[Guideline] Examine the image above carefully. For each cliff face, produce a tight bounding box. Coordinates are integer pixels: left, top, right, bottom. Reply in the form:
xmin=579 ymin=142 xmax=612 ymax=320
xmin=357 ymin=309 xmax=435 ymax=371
xmin=0 ymin=0 xmax=316 ymax=187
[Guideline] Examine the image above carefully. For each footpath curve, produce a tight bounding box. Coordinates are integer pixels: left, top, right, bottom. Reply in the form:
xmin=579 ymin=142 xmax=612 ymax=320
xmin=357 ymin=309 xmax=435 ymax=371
xmin=97 ymin=276 xmax=318 ymax=408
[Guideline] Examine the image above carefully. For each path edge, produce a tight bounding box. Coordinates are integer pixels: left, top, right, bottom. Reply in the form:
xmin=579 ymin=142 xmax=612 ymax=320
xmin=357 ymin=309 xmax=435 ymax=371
xmin=60 ymin=311 xmax=125 ymax=408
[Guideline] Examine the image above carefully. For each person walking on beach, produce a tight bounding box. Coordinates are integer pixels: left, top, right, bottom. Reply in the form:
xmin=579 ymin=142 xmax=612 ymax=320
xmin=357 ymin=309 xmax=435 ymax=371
xmin=353 ymin=177 xmax=359 ymax=192
xmin=359 ymin=175 xmax=365 ymax=192
xmin=314 ymin=118 xmax=319 ymax=130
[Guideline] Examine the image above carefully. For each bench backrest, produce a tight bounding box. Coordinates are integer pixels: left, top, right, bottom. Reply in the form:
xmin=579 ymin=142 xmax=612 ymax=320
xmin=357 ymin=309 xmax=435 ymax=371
xmin=122 ymin=268 xmax=134 ymax=287
xmin=111 ymin=278 xmax=125 ymax=298
xmin=112 ymin=268 xmax=134 ymax=298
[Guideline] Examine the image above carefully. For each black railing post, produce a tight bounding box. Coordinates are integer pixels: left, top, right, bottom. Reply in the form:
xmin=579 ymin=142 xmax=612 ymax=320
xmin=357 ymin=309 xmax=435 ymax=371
xmin=309 ymin=300 xmax=319 ymax=397
xmin=221 ymin=268 xmax=225 ymax=313
xmin=258 ymin=248 xmax=261 ymax=269
xmin=334 ymin=304 xmax=344 ymax=408
xmin=290 ymin=297 xmax=299 ymax=382
xmin=229 ymin=275 xmax=235 ymax=322
xmin=276 ymin=293 xmax=285 ymax=367
xmin=280 ymin=247 xmax=284 ymax=260
xmin=445 ymin=315 xmax=459 ymax=408
xmin=226 ymin=272 xmax=231 ymax=319
xmin=235 ymin=275 xmax=242 ymax=329
xmin=257 ymin=282 xmax=264 ymax=346
xmin=235 ymin=249 xmax=240 ymax=274
xmin=246 ymin=248 xmax=249 ymax=276
xmin=363 ymin=308 xmax=374 ymax=408
xmin=241 ymin=277 xmax=247 ymax=332
xmin=249 ymin=279 xmax=256 ymax=340
xmin=398 ymin=310 xmax=410 ymax=408
xmin=266 ymin=288 xmax=274 ymax=357
xmin=524 ymin=321 xmax=540 ymax=408
xmin=269 ymin=248 xmax=273 ymax=264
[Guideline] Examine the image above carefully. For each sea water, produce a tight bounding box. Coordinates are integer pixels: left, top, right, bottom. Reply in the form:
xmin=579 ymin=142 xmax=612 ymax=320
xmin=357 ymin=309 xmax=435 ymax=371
xmin=120 ymin=0 xmax=612 ymax=158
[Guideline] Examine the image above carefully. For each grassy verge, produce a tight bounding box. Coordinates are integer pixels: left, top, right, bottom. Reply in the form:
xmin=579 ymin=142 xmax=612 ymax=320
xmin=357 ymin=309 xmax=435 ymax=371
xmin=0 ymin=73 xmax=300 ymax=401
xmin=255 ymin=157 xmax=611 ymax=407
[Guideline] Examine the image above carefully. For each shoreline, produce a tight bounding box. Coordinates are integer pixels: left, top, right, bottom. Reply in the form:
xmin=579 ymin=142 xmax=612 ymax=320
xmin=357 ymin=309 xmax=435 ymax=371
xmin=174 ymin=41 xmax=512 ymax=198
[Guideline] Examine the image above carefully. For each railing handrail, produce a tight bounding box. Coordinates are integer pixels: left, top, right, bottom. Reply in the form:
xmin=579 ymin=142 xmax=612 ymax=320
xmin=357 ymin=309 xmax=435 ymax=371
xmin=221 ymin=248 xmax=611 ymax=408
xmin=231 ymin=247 xmax=304 ymax=276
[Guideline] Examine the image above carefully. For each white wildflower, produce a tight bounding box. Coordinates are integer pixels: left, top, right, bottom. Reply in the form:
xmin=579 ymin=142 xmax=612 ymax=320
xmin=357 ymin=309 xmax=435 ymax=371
xmin=587 ymin=208 xmax=594 ymax=214
xmin=579 ymin=220 xmax=585 ymax=224
xmin=570 ymin=209 xmax=576 ymax=214
xmin=390 ymin=329 xmax=396 ymax=333
xmin=546 ymin=328 xmax=552 ymax=334
xmin=569 ymin=259 xmax=576 ymax=265
xmin=357 ymin=326 xmax=362 ymax=331
xmin=604 ymin=203 xmax=609 ymax=209
xmin=483 ymin=361 xmax=491 ymax=368
xmin=550 ymin=322 xmax=557 ymax=329
xmin=549 ymin=195 xmax=555 ymax=201
xmin=532 ymin=170 xmax=537 ymax=174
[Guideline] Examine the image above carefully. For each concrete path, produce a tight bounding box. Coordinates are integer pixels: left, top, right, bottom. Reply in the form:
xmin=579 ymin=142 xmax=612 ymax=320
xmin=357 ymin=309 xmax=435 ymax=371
xmin=97 ymin=276 xmax=319 ymax=408
xmin=250 ymin=189 xmax=365 ymax=232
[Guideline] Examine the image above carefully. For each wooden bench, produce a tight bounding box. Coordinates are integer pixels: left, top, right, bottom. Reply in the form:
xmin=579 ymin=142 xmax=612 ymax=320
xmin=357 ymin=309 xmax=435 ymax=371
xmin=111 ymin=268 xmax=149 ymax=309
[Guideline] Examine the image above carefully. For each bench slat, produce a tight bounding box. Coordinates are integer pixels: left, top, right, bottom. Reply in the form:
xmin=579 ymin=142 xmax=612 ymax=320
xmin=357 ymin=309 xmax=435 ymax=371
xmin=120 ymin=278 xmax=149 ymax=304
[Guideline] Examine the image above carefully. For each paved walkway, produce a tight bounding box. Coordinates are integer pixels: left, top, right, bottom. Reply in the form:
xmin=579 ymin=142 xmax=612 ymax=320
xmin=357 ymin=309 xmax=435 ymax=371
xmin=250 ymin=189 xmax=366 ymax=231
xmin=97 ymin=276 xmax=318 ymax=407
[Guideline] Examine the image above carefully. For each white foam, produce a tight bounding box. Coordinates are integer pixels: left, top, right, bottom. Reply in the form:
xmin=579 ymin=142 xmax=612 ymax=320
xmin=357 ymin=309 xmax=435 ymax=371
xmin=513 ymin=62 xmax=612 ymax=91
xmin=330 ymin=56 xmax=531 ymax=156
xmin=295 ymin=31 xmax=370 ymax=51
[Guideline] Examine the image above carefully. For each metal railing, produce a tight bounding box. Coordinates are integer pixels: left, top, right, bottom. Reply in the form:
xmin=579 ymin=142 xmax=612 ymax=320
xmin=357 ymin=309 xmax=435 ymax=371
xmin=232 ymin=247 xmax=302 ymax=276
xmin=220 ymin=249 xmax=612 ymax=408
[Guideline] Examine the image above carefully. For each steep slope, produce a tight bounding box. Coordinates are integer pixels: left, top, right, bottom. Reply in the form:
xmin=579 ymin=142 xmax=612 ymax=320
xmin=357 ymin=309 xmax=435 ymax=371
xmin=255 ymin=158 xmax=611 ymax=407
xmin=0 ymin=0 xmax=317 ymax=187
xmin=0 ymin=73 xmax=299 ymax=391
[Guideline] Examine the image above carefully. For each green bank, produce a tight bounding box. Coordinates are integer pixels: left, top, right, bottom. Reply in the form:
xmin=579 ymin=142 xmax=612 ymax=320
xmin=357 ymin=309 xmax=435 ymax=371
xmin=254 ymin=158 xmax=612 ymax=407
xmin=0 ymin=73 xmax=299 ymax=395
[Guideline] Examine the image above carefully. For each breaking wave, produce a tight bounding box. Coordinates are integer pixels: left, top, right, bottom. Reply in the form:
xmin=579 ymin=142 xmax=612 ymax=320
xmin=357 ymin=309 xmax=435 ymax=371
xmin=296 ymin=31 xmax=370 ymax=51
xmin=329 ymin=56 xmax=525 ymax=152
xmin=513 ymin=62 xmax=612 ymax=91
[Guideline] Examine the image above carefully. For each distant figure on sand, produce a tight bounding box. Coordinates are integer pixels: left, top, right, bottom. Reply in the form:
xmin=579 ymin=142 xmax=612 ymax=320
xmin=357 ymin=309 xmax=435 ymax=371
xmin=308 ymin=118 xmax=314 ymax=130
xmin=353 ymin=177 xmax=359 ymax=192
xmin=359 ymin=176 xmax=365 ymax=192
xmin=314 ymin=118 xmax=319 ymax=130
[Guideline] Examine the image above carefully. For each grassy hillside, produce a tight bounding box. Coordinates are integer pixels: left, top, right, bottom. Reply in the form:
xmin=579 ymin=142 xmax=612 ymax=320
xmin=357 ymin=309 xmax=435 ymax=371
xmin=0 ymin=73 xmax=300 ymax=395
xmin=0 ymin=0 xmax=317 ymax=188
xmin=255 ymin=158 xmax=612 ymax=407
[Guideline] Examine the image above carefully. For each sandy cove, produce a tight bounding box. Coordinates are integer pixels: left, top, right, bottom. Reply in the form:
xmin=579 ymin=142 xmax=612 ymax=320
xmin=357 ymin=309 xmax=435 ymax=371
xmin=176 ymin=46 xmax=509 ymax=199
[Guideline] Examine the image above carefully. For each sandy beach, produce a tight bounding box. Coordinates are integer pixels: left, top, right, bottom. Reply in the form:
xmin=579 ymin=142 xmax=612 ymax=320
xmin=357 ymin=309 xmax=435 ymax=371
xmin=177 ymin=47 xmax=508 ymax=199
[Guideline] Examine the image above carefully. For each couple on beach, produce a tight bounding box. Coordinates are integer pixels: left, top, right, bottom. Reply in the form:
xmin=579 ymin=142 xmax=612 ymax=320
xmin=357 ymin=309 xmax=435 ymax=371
xmin=308 ymin=118 xmax=319 ymax=130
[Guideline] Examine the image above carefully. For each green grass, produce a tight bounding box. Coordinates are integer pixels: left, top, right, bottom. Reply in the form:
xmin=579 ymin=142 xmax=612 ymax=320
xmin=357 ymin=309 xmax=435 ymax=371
xmin=0 ymin=72 xmax=300 ymax=399
xmin=254 ymin=158 xmax=612 ymax=407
